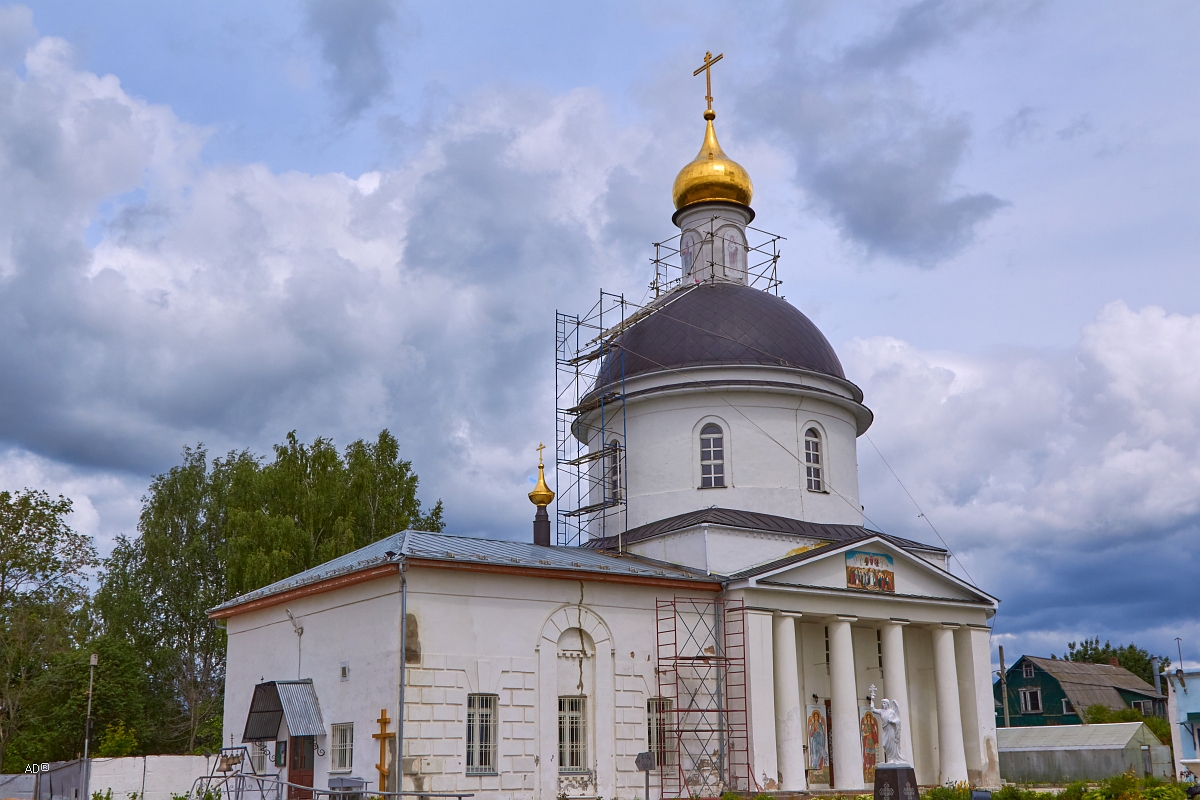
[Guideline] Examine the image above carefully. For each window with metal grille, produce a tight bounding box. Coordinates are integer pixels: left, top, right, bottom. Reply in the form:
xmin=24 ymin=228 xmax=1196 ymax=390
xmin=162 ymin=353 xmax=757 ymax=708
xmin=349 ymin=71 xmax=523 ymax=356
xmin=1022 ymin=662 xmax=1035 ymax=679
xmin=250 ymin=742 xmax=269 ymax=774
xmin=700 ymin=424 xmax=725 ymax=488
xmin=647 ymin=698 xmax=674 ymax=767
xmin=331 ymin=723 xmax=353 ymax=772
xmin=559 ymin=697 xmax=588 ymax=773
xmin=605 ymin=440 xmax=621 ymax=501
xmin=467 ymin=694 xmax=498 ymax=774
xmin=876 ymin=629 xmax=883 ymax=668
xmin=1019 ymin=688 xmax=1042 ymax=713
xmin=824 ymin=626 xmax=830 ymax=674
xmin=804 ymin=428 xmax=823 ymax=491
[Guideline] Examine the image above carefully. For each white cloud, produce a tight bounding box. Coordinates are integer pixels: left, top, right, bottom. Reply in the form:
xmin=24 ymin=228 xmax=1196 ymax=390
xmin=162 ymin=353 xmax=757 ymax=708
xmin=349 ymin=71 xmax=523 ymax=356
xmin=847 ymin=300 xmax=1200 ymax=655
xmin=0 ymin=32 xmax=667 ymax=545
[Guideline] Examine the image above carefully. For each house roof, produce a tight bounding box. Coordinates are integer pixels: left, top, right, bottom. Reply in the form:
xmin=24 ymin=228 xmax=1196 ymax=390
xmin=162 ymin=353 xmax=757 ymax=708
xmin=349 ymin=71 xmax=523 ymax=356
xmin=997 ymin=722 xmax=1158 ymax=751
xmin=209 ymin=530 xmax=719 ymax=617
xmin=1022 ymin=656 xmax=1164 ymax=709
xmin=583 ymin=507 xmax=946 ymax=555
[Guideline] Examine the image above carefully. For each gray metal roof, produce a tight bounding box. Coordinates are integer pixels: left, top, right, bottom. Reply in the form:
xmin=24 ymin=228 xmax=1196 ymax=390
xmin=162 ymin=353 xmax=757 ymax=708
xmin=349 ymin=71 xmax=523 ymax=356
xmin=584 ymin=507 xmax=945 ymax=553
xmin=243 ymin=680 xmax=324 ymax=740
xmin=595 ymin=282 xmax=849 ymax=389
xmin=1023 ymin=656 xmax=1163 ymax=703
xmin=277 ymin=680 xmax=325 ymax=737
xmin=211 ymin=530 xmax=718 ymax=614
xmin=997 ymin=722 xmax=1157 ymax=751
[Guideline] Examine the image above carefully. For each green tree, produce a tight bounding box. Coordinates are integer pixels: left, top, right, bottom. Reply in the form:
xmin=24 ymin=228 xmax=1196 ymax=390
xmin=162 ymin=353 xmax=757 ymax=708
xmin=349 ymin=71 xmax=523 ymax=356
xmin=0 ymin=489 xmax=97 ymax=772
xmin=226 ymin=430 xmax=443 ymax=596
xmin=1063 ymin=637 xmax=1170 ymax=687
xmin=89 ymin=429 xmax=442 ymax=757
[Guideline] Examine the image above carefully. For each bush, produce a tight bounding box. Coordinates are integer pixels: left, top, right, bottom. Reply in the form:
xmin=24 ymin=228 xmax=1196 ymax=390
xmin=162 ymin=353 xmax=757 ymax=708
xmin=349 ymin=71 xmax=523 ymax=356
xmin=95 ymin=720 xmax=139 ymax=758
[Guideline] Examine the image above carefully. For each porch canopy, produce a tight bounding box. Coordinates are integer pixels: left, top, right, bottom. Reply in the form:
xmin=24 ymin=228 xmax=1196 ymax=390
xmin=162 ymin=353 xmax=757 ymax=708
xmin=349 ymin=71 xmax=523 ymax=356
xmin=242 ymin=679 xmax=326 ymax=741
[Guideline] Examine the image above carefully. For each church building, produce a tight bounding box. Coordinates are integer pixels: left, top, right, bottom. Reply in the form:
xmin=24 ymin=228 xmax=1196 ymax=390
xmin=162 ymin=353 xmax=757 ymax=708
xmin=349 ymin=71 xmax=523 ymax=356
xmin=212 ymin=66 xmax=1001 ymax=799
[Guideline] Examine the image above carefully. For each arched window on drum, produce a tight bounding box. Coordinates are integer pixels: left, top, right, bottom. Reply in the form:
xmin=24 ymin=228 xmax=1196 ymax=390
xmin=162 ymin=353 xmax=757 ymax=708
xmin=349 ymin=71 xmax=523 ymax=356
xmin=804 ymin=428 xmax=824 ymax=492
xmin=604 ymin=439 xmax=621 ymax=502
xmin=699 ymin=424 xmax=725 ymax=488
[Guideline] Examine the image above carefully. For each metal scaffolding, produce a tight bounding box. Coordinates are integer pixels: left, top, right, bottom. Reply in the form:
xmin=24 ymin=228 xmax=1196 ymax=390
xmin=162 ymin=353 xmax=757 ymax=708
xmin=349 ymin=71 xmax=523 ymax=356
xmin=554 ymin=290 xmax=629 ymax=547
xmin=553 ymin=220 xmax=784 ymax=548
xmin=650 ymin=217 xmax=784 ymax=299
xmin=656 ymin=597 xmax=754 ymax=798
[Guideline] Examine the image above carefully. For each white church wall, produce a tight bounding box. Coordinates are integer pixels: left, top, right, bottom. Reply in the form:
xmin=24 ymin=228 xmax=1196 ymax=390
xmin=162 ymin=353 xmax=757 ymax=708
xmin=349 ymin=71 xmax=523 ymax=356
xmin=625 ymin=528 xmax=708 ymax=572
xmin=626 ymin=526 xmax=826 ymax=576
xmin=581 ymin=365 xmax=865 ymax=532
xmin=904 ymin=627 xmax=941 ymax=786
xmin=222 ymin=576 xmax=402 ymax=794
xmin=397 ymin=567 xmax=683 ymax=800
xmin=852 ymin=624 xmax=886 ymax=708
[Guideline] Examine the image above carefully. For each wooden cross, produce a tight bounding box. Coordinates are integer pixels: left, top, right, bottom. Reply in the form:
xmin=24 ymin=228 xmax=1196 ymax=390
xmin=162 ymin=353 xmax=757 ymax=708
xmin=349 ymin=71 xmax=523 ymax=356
xmin=692 ymin=51 xmax=725 ymax=111
xmin=372 ymin=708 xmax=395 ymax=792
xmin=536 ymin=442 xmax=546 ymax=465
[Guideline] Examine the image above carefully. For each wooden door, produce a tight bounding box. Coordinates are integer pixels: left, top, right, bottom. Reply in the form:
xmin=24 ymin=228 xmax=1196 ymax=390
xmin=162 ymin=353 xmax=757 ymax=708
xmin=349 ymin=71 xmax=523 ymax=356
xmin=288 ymin=736 xmax=315 ymax=799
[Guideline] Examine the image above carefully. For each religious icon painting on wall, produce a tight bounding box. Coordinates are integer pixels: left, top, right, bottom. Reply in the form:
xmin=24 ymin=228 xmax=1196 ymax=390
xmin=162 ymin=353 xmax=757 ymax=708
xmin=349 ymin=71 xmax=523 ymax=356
xmin=859 ymin=705 xmax=879 ymax=783
xmin=846 ymin=550 xmax=896 ymax=593
xmin=805 ymin=704 xmax=830 ymax=785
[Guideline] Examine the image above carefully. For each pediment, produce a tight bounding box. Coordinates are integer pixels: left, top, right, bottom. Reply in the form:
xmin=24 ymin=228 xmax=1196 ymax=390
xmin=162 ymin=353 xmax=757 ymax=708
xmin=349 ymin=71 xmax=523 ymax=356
xmin=746 ymin=537 xmax=994 ymax=604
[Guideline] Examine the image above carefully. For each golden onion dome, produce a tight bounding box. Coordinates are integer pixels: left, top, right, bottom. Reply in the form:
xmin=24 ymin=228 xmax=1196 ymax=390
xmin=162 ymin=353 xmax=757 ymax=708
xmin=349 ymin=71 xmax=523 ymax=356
xmin=528 ymin=461 xmax=555 ymax=507
xmin=671 ymin=110 xmax=753 ymax=211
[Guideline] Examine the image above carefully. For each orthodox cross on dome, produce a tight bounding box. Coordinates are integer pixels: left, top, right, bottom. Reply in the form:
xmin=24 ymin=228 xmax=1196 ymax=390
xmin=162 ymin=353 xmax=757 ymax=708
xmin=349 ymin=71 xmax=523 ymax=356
xmin=372 ymin=708 xmax=395 ymax=792
xmin=536 ymin=442 xmax=546 ymax=465
xmin=693 ymin=51 xmax=724 ymax=114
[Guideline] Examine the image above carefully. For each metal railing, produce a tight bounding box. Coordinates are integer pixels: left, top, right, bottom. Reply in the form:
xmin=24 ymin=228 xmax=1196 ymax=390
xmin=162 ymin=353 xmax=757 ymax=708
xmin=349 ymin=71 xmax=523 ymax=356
xmin=188 ymin=748 xmax=472 ymax=800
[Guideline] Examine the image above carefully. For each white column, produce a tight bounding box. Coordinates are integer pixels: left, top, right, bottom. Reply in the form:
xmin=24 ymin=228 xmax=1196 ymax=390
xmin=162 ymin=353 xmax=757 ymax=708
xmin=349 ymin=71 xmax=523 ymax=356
xmin=970 ymin=625 xmax=1001 ymax=788
xmin=828 ymin=616 xmax=865 ymax=790
xmin=932 ymin=625 xmax=969 ymax=785
xmin=745 ymin=610 xmax=780 ymax=789
xmin=773 ymin=614 xmax=807 ymax=791
xmin=954 ymin=627 xmax=982 ymax=784
xmin=881 ymin=620 xmax=915 ymax=764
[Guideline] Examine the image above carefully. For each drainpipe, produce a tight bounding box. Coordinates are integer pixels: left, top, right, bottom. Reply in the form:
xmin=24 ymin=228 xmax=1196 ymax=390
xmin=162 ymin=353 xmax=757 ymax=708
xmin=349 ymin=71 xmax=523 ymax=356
xmin=399 ymin=560 xmax=408 ymax=789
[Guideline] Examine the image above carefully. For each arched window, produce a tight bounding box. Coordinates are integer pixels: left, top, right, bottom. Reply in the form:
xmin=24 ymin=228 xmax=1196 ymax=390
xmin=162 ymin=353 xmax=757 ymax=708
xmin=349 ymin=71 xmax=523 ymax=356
xmin=804 ymin=428 xmax=823 ymax=491
xmin=605 ymin=439 xmax=621 ymax=501
xmin=700 ymin=424 xmax=725 ymax=488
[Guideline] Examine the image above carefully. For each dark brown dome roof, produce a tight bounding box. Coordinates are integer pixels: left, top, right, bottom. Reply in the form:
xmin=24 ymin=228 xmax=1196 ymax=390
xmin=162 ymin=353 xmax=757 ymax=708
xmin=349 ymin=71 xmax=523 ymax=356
xmin=597 ymin=282 xmax=845 ymax=387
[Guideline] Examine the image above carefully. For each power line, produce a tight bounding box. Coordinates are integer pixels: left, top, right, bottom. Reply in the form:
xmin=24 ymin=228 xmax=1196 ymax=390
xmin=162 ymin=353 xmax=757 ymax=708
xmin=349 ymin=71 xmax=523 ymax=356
xmin=864 ymin=434 xmax=978 ymax=588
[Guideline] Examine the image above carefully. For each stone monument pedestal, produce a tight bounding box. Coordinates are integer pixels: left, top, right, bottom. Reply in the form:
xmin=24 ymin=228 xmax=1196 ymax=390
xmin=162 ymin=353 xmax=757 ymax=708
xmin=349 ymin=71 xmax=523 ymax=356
xmin=874 ymin=762 xmax=918 ymax=800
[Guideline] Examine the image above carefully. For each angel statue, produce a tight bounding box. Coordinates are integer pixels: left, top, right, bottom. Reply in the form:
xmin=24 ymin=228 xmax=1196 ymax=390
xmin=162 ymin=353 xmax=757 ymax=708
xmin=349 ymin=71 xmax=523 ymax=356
xmin=867 ymin=685 xmax=905 ymax=765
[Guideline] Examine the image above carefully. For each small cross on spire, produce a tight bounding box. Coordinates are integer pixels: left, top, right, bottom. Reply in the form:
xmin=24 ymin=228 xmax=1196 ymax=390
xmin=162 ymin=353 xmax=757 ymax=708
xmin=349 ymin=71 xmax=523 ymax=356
xmin=536 ymin=442 xmax=546 ymax=465
xmin=693 ymin=51 xmax=725 ymax=113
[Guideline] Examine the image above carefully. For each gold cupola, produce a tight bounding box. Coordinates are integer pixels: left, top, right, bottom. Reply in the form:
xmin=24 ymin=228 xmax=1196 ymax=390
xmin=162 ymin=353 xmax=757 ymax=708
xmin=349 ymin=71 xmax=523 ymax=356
xmin=528 ymin=444 xmax=555 ymax=507
xmin=671 ymin=109 xmax=754 ymax=211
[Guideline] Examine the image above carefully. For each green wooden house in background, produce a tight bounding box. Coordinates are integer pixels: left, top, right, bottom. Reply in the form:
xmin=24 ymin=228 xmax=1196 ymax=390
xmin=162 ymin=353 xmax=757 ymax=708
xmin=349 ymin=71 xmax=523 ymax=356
xmin=995 ymin=656 xmax=1164 ymax=727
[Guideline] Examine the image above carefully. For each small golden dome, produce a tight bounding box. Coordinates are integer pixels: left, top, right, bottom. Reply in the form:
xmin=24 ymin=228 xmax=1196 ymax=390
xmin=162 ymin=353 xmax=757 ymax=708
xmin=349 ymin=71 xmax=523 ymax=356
xmin=528 ymin=461 xmax=555 ymax=507
xmin=671 ymin=111 xmax=753 ymax=210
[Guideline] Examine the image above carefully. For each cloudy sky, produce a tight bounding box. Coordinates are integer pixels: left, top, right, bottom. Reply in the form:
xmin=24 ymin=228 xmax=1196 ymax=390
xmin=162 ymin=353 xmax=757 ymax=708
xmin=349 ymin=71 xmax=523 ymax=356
xmin=2 ymin=0 xmax=1199 ymax=667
